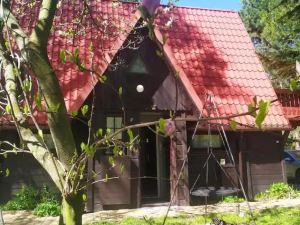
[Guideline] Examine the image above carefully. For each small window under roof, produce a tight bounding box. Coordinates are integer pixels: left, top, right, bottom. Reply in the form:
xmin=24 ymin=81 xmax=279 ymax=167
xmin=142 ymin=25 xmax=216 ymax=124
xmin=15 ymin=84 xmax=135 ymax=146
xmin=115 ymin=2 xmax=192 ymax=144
xmin=128 ymin=55 xmax=149 ymax=74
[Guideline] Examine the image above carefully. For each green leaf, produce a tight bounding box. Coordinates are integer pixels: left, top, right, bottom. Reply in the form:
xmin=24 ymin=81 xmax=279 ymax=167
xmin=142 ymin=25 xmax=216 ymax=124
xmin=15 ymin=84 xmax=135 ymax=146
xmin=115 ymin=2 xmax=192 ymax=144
xmin=159 ymin=118 xmax=166 ymax=133
xmin=81 ymin=105 xmax=89 ymax=116
xmin=118 ymin=87 xmax=123 ymax=96
xmin=247 ymin=103 xmax=257 ymax=117
xmin=92 ymin=170 xmax=97 ymax=178
xmin=255 ymin=100 xmax=271 ymax=128
xmin=108 ymin=156 xmax=115 ymax=167
xmin=120 ymin=163 xmax=125 ymax=175
xmin=127 ymin=129 xmax=134 ymax=142
xmin=99 ymin=75 xmax=107 ymax=83
xmin=23 ymin=104 xmax=29 ymax=114
xmin=78 ymin=63 xmax=86 ymax=71
xmin=80 ymin=142 xmax=86 ymax=151
xmin=80 ymin=142 xmax=96 ymax=157
xmin=290 ymin=78 xmax=298 ymax=91
xmin=5 ymin=168 xmax=10 ymax=177
xmin=96 ymin=128 xmax=103 ymax=137
xmin=59 ymin=50 xmax=67 ymax=63
xmin=82 ymin=193 xmax=87 ymax=202
xmin=23 ymin=79 xmax=32 ymax=92
xmin=38 ymin=129 xmax=44 ymax=140
xmin=34 ymin=92 xmax=42 ymax=110
xmin=230 ymin=120 xmax=238 ymax=131
xmin=113 ymin=146 xmax=120 ymax=156
xmin=5 ymin=105 xmax=11 ymax=114
xmin=70 ymin=111 xmax=78 ymax=117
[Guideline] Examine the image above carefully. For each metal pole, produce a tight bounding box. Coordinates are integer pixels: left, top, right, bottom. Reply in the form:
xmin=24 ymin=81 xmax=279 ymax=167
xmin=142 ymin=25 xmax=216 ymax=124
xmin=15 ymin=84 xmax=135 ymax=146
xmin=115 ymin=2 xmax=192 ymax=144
xmin=0 ymin=209 xmax=4 ymax=225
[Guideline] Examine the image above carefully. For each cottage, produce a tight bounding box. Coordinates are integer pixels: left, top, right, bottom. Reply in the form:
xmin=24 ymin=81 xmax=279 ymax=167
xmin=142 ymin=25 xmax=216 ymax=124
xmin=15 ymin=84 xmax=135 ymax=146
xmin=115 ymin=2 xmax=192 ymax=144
xmin=0 ymin=0 xmax=291 ymax=211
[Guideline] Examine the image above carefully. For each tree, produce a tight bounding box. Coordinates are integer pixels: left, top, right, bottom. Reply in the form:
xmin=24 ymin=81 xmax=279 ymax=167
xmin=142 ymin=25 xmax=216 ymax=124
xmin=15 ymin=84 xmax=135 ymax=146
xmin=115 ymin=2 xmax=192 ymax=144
xmin=0 ymin=1 xmax=272 ymax=224
xmin=241 ymin=0 xmax=300 ymax=88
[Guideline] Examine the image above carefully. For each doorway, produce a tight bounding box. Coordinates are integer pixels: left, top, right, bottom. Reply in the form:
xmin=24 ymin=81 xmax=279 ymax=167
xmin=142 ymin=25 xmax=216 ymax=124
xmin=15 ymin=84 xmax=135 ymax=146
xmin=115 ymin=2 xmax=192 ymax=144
xmin=140 ymin=126 xmax=170 ymax=204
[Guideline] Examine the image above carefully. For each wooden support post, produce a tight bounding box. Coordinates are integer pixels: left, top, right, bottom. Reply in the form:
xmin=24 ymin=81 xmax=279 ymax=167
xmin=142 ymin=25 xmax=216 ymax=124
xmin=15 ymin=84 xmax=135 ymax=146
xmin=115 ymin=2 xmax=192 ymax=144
xmin=170 ymin=116 xmax=190 ymax=206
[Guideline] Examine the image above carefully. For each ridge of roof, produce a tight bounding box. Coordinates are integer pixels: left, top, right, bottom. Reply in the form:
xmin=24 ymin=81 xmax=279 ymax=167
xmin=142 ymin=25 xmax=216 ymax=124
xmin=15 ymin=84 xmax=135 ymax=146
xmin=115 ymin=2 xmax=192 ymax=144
xmin=160 ymin=4 xmax=238 ymax=13
xmin=119 ymin=1 xmax=238 ymax=14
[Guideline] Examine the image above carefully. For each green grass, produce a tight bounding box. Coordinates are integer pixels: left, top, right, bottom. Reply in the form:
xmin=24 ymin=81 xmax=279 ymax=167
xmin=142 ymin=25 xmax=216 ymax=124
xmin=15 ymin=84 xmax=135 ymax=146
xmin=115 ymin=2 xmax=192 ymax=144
xmin=89 ymin=207 xmax=300 ymax=225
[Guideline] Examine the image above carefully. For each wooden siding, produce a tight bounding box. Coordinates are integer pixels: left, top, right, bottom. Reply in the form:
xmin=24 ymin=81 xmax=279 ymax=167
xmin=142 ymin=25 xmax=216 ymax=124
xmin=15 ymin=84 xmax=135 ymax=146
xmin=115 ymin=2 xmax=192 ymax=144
xmin=93 ymin=155 xmax=131 ymax=210
xmin=0 ymin=130 xmax=57 ymax=203
xmin=244 ymin=132 xmax=285 ymax=199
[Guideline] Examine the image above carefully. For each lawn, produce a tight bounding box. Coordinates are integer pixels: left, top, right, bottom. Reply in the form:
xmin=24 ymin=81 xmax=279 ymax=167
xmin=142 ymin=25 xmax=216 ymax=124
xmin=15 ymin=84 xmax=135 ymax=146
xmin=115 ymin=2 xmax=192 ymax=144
xmin=90 ymin=206 xmax=300 ymax=225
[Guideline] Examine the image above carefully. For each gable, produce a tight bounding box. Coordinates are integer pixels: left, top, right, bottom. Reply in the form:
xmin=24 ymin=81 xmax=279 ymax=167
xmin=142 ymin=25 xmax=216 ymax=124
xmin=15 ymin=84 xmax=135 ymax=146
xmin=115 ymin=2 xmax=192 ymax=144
xmin=93 ymin=37 xmax=194 ymax=112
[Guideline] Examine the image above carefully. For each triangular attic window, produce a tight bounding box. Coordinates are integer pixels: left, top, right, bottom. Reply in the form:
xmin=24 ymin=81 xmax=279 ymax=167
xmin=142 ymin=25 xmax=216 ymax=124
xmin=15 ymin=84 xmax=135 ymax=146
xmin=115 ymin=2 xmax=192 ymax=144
xmin=128 ymin=55 xmax=149 ymax=74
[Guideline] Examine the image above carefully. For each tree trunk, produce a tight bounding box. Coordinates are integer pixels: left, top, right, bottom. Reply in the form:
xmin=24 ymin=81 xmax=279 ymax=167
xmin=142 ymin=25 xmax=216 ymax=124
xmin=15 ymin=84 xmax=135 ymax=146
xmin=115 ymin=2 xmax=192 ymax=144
xmin=60 ymin=193 xmax=84 ymax=225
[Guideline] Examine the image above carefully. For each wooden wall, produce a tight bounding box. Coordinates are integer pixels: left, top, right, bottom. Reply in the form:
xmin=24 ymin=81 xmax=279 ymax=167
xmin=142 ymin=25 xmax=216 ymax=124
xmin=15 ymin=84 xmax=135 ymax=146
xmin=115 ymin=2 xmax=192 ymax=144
xmin=187 ymin=130 xmax=286 ymax=202
xmin=244 ymin=132 xmax=285 ymax=199
xmin=0 ymin=130 xmax=58 ymax=204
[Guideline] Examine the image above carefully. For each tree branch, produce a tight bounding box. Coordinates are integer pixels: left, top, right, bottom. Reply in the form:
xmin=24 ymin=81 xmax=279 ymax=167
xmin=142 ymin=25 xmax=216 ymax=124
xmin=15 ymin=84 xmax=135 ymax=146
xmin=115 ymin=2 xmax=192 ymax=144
xmin=30 ymin=0 xmax=58 ymax=49
xmin=0 ymin=2 xmax=28 ymax=52
xmin=0 ymin=27 xmax=64 ymax=192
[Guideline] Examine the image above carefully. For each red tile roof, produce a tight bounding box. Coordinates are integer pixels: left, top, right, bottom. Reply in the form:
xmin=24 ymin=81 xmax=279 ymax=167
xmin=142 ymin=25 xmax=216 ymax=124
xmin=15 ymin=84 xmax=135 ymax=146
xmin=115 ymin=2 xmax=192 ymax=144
xmin=154 ymin=6 xmax=290 ymax=130
xmin=2 ymin=0 xmax=139 ymax=125
xmin=2 ymin=1 xmax=290 ymax=130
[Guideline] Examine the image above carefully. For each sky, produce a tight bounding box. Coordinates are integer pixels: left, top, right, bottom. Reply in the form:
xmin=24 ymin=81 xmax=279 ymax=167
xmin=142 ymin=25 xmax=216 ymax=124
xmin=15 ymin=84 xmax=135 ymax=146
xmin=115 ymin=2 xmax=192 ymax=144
xmin=162 ymin=0 xmax=242 ymax=11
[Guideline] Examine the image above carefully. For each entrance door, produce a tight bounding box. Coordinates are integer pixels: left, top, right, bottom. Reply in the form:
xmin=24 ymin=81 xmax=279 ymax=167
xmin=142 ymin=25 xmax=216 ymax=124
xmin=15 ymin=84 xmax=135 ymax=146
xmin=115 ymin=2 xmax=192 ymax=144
xmin=140 ymin=126 xmax=170 ymax=203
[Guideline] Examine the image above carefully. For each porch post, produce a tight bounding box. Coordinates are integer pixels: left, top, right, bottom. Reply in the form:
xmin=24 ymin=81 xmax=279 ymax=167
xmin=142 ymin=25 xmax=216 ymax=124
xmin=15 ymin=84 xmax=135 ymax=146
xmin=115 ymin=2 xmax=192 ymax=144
xmin=170 ymin=118 xmax=190 ymax=206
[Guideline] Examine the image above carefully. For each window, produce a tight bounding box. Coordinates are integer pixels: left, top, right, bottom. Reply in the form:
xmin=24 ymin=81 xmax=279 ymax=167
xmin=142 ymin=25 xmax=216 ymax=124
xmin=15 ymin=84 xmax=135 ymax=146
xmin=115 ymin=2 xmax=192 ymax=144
xmin=191 ymin=134 xmax=222 ymax=149
xmin=106 ymin=116 xmax=122 ymax=139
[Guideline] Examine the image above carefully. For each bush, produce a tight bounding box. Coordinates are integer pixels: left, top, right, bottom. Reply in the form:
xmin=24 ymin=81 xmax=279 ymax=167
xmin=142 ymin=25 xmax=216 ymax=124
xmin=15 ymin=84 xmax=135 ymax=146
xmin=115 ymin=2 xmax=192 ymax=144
xmin=3 ymin=186 xmax=40 ymax=210
xmin=255 ymin=182 xmax=300 ymax=200
xmin=33 ymin=201 xmax=60 ymax=217
xmin=2 ymin=185 xmax=61 ymax=217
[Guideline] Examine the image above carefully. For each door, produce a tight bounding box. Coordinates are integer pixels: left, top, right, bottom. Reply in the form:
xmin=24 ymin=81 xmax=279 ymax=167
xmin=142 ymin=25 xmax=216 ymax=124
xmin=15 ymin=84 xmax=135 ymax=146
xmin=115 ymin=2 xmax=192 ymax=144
xmin=140 ymin=126 xmax=170 ymax=203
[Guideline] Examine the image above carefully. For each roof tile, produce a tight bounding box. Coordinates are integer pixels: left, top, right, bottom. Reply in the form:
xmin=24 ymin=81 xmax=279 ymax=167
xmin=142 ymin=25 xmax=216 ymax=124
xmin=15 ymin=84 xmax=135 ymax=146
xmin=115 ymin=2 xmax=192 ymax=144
xmin=156 ymin=6 xmax=290 ymax=129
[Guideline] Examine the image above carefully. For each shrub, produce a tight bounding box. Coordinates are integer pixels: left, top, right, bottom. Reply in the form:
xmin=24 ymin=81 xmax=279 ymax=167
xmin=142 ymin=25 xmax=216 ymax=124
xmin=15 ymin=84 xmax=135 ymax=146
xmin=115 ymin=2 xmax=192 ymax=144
xmin=3 ymin=186 xmax=40 ymax=210
xmin=2 ymin=185 xmax=61 ymax=217
xmin=33 ymin=201 xmax=60 ymax=217
xmin=255 ymin=182 xmax=300 ymax=200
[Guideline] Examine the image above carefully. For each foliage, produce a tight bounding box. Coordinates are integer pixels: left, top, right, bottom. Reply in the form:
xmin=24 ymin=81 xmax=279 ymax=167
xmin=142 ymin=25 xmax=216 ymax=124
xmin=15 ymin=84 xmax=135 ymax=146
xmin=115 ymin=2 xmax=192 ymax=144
xmin=33 ymin=201 xmax=61 ymax=217
xmin=2 ymin=186 xmax=41 ymax=210
xmin=2 ymin=185 xmax=60 ymax=217
xmin=255 ymin=182 xmax=300 ymax=200
xmin=89 ymin=206 xmax=300 ymax=225
xmin=241 ymin=0 xmax=300 ymax=88
xmin=221 ymin=195 xmax=245 ymax=203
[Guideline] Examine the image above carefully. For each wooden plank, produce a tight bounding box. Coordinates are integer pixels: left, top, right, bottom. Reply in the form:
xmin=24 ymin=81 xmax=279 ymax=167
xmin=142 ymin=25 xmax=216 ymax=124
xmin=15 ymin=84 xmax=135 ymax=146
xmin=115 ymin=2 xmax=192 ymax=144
xmin=93 ymin=156 xmax=131 ymax=206
xmin=251 ymin=175 xmax=284 ymax=185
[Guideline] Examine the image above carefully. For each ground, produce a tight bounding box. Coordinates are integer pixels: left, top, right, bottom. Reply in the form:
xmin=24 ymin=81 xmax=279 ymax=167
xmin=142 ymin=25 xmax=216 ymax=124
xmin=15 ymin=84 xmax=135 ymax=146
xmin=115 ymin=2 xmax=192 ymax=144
xmin=3 ymin=198 xmax=300 ymax=225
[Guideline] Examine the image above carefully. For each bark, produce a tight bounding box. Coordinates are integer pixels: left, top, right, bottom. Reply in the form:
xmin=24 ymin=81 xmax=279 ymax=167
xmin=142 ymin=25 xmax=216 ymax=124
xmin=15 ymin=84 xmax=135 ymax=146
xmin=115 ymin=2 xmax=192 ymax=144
xmin=0 ymin=30 xmax=65 ymax=191
xmin=60 ymin=193 xmax=84 ymax=225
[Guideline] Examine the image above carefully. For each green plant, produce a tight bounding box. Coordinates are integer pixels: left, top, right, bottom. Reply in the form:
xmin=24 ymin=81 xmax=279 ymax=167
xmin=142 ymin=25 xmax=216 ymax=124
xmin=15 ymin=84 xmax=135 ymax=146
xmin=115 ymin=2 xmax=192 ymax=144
xmin=255 ymin=182 xmax=300 ymax=200
xmin=3 ymin=186 xmax=40 ymax=210
xmin=2 ymin=185 xmax=61 ymax=216
xmin=33 ymin=201 xmax=60 ymax=217
xmin=222 ymin=195 xmax=245 ymax=203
